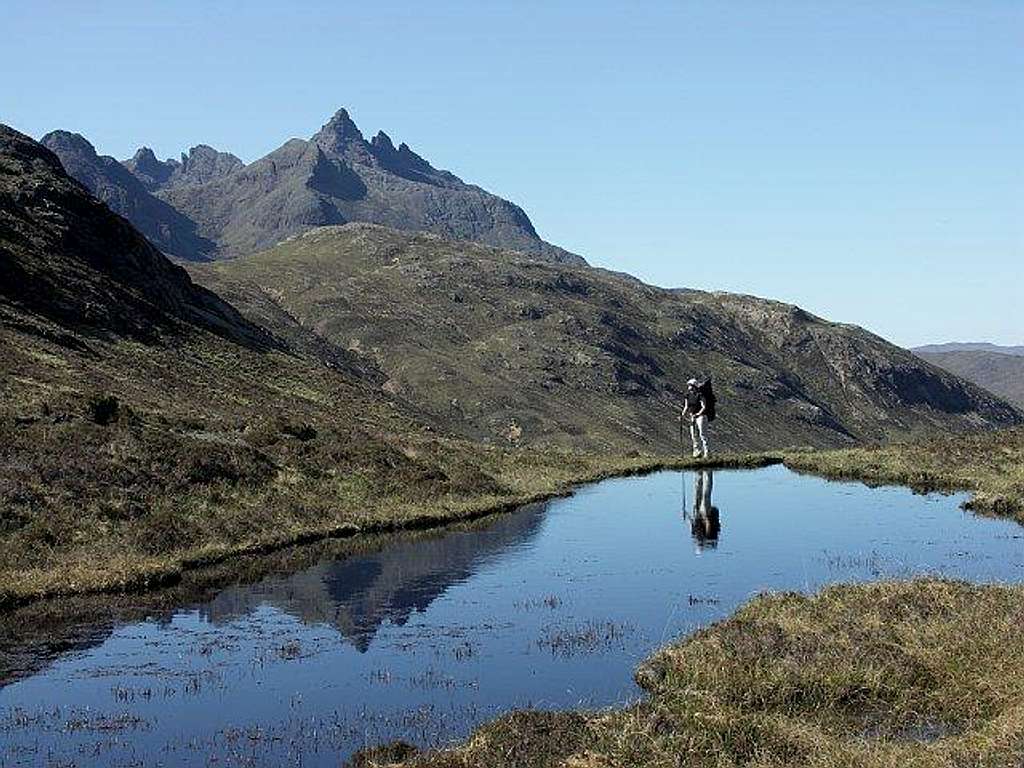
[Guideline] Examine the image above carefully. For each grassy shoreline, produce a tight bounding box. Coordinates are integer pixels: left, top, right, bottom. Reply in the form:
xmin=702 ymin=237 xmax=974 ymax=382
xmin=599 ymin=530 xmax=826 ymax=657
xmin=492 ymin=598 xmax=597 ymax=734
xmin=380 ymin=579 xmax=1024 ymax=768
xmin=0 ymin=445 xmax=776 ymax=610
xmin=3 ymin=426 xmax=1022 ymax=609
xmin=780 ymin=426 xmax=1024 ymax=520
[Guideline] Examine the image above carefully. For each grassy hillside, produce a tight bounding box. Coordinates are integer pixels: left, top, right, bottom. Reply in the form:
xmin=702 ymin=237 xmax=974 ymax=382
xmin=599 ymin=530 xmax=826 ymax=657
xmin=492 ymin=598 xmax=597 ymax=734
xmin=194 ymin=224 xmax=1020 ymax=454
xmin=3 ymin=126 xmax=1022 ymax=609
xmin=0 ymin=126 xmax=652 ymax=607
xmin=1 ymin=300 xmax=767 ymax=606
xmin=916 ymin=349 xmax=1024 ymax=408
xmin=380 ymin=579 xmax=1024 ymax=768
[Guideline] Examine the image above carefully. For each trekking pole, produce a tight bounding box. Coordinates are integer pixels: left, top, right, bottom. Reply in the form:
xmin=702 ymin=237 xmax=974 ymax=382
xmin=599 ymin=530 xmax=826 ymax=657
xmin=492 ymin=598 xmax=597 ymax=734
xmin=678 ymin=406 xmax=684 ymax=458
xmin=681 ymin=465 xmax=687 ymax=519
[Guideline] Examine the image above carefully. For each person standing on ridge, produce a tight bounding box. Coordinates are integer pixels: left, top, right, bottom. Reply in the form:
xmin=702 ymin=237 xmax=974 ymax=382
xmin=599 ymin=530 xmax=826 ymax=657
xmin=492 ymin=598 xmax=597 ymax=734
xmin=680 ymin=378 xmax=711 ymax=458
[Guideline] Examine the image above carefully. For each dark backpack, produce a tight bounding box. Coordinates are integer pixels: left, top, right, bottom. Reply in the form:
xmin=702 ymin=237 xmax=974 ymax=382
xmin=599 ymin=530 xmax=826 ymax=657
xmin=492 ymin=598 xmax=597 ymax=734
xmin=699 ymin=378 xmax=717 ymax=422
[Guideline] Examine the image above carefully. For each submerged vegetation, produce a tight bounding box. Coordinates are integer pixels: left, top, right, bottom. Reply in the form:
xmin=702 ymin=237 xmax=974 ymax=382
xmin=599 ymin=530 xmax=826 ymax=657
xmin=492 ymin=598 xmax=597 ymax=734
xmin=382 ymin=579 xmax=1024 ymax=768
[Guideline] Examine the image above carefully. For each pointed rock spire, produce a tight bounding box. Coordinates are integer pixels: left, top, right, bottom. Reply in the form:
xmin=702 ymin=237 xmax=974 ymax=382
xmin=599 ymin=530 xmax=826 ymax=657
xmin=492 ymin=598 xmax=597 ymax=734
xmin=313 ymin=107 xmax=367 ymax=152
xmin=371 ymin=130 xmax=397 ymax=155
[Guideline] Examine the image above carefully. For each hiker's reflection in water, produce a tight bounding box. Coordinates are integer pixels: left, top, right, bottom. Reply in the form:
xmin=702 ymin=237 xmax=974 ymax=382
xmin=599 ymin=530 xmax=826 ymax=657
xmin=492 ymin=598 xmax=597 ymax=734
xmin=690 ymin=469 xmax=720 ymax=550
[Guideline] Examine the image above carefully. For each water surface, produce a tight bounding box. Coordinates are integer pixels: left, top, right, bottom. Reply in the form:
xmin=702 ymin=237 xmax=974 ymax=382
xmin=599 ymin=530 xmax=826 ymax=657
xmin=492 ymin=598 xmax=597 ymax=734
xmin=2 ymin=466 xmax=1022 ymax=766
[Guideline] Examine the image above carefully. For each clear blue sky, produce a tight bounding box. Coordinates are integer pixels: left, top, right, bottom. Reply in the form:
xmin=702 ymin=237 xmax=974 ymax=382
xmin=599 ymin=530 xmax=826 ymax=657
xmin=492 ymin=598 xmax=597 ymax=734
xmin=3 ymin=1 xmax=1021 ymax=347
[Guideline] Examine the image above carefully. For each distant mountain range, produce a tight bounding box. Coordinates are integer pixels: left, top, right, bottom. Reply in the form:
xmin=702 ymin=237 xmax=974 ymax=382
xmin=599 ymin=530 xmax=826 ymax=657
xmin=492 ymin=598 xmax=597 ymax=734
xmin=914 ymin=344 xmax=1024 ymax=408
xmin=914 ymin=342 xmax=1024 ymax=357
xmin=40 ymin=108 xmax=581 ymax=264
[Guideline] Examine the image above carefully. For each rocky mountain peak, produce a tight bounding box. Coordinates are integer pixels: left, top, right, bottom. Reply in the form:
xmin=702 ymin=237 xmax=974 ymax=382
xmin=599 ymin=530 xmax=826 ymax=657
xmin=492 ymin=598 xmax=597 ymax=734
xmin=126 ymin=146 xmax=179 ymax=189
xmin=313 ymin=108 xmax=368 ymax=155
xmin=176 ymin=144 xmax=244 ymax=185
xmin=371 ymin=130 xmax=396 ymax=154
xmin=130 ymin=146 xmax=160 ymax=166
xmin=40 ymin=130 xmax=97 ymax=159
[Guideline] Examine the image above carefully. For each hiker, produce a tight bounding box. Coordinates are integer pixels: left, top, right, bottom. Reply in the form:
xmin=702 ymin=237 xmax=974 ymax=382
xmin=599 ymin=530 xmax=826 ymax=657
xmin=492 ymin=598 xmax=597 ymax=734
xmin=691 ymin=469 xmax=720 ymax=549
xmin=680 ymin=378 xmax=712 ymax=458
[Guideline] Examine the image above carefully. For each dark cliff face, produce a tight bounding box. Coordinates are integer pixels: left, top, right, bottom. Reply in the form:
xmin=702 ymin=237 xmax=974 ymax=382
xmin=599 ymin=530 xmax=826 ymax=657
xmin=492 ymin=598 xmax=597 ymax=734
xmin=55 ymin=107 xmax=582 ymax=264
xmin=1 ymin=125 xmax=271 ymax=348
xmin=40 ymin=131 xmax=217 ymax=262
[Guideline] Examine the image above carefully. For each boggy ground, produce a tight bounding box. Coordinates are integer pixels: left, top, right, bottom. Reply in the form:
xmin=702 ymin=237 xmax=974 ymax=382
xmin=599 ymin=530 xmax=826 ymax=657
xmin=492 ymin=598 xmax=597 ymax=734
xmin=371 ymin=579 xmax=1024 ymax=768
xmin=351 ymin=427 xmax=1024 ymax=767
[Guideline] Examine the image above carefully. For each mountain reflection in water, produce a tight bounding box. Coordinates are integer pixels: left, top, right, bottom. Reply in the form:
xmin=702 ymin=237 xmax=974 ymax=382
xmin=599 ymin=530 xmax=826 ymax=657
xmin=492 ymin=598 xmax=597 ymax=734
xmin=5 ymin=467 xmax=1024 ymax=768
xmin=198 ymin=502 xmax=549 ymax=651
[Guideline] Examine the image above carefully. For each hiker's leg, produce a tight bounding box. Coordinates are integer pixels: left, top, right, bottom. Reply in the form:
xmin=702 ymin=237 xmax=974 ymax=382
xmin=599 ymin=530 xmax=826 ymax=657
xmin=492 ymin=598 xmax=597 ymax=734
xmin=696 ymin=416 xmax=709 ymax=456
xmin=700 ymin=469 xmax=712 ymax=508
xmin=689 ymin=421 xmax=701 ymax=456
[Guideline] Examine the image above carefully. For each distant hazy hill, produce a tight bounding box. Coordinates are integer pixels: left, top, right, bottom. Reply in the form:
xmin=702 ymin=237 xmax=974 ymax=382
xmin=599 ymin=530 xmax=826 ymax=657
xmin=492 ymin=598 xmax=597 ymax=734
xmin=40 ymin=108 xmax=579 ymax=264
xmin=915 ymin=349 xmax=1024 ymax=408
xmin=39 ymin=131 xmax=219 ymax=262
xmin=914 ymin=342 xmax=1024 ymax=357
xmin=193 ymin=224 xmax=1021 ymax=453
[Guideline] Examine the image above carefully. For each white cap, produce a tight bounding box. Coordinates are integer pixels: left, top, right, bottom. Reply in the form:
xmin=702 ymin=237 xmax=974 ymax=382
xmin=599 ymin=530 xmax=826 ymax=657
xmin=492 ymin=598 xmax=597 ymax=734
xmin=687 ymin=378 xmax=699 ymax=386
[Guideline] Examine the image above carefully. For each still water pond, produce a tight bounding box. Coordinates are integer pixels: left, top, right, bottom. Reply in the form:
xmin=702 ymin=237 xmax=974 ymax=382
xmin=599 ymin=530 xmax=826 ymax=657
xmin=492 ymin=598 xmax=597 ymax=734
xmin=2 ymin=466 xmax=1023 ymax=766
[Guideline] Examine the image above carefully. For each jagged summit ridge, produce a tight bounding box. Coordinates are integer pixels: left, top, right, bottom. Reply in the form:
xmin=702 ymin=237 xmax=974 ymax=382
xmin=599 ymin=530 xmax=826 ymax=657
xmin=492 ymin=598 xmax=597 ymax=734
xmin=123 ymin=143 xmax=244 ymax=191
xmin=40 ymin=107 xmax=581 ymax=263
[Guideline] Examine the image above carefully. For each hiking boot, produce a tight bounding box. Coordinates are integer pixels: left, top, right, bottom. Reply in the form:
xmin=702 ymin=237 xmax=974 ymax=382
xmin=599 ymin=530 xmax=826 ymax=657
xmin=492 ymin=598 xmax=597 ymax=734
xmin=701 ymin=449 xmax=709 ymax=459
xmin=692 ymin=450 xmax=701 ymax=458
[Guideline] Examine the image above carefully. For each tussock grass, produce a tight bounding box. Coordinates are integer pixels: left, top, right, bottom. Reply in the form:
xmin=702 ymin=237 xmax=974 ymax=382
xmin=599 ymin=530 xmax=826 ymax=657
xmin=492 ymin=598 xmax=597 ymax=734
xmin=781 ymin=427 xmax=1024 ymax=520
xmin=385 ymin=579 xmax=1024 ymax=768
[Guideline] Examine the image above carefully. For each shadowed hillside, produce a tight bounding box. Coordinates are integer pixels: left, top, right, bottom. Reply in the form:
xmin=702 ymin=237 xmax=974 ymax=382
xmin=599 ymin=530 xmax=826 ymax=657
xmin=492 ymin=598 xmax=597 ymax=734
xmin=39 ymin=130 xmax=218 ymax=261
xmin=2 ymin=126 xmax=263 ymax=345
xmin=915 ymin=349 xmax=1024 ymax=408
xmin=193 ymin=224 xmax=1021 ymax=453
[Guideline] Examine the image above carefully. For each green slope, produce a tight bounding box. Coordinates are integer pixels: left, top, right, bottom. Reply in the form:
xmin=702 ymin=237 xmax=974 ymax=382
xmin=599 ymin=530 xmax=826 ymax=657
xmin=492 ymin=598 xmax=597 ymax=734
xmin=194 ymin=223 xmax=1021 ymax=453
